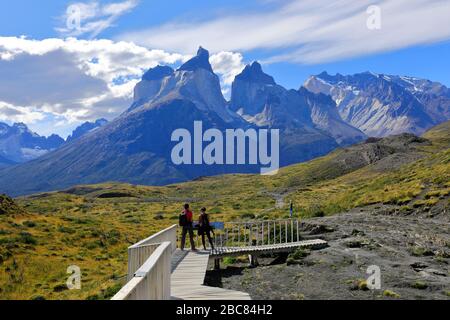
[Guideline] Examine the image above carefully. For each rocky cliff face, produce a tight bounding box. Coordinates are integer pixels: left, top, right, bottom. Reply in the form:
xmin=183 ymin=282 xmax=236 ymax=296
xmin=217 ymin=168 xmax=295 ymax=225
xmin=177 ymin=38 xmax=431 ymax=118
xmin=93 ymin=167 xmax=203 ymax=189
xmin=230 ymin=62 xmax=365 ymax=146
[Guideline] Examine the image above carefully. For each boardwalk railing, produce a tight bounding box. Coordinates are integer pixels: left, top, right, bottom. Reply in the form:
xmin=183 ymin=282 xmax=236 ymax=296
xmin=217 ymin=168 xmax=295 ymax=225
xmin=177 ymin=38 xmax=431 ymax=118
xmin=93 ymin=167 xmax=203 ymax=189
xmin=212 ymin=219 xmax=301 ymax=248
xmin=113 ymin=219 xmax=313 ymax=300
xmin=112 ymin=225 xmax=177 ymax=300
xmin=127 ymin=225 xmax=177 ymax=280
xmin=112 ymin=241 xmax=171 ymax=300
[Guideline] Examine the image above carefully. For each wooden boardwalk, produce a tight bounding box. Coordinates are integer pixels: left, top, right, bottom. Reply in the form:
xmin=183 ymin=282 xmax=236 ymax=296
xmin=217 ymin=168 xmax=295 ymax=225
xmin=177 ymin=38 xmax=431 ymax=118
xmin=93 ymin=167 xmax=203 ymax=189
xmin=112 ymin=222 xmax=329 ymax=300
xmin=211 ymin=239 xmax=328 ymax=257
xmin=171 ymin=250 xmax=251 ymax=300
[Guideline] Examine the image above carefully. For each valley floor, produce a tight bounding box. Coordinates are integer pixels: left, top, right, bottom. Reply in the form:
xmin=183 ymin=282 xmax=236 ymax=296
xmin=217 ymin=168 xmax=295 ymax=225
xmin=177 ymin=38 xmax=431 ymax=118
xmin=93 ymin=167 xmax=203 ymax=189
xmin=205 ymin=201 xmax=450 ymax=300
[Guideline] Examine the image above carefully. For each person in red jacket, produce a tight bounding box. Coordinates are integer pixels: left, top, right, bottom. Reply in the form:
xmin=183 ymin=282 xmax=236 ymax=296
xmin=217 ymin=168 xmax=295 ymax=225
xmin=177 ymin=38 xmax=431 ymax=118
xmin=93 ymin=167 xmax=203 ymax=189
xmin=180 ymin=203 xmax=196 ymax=251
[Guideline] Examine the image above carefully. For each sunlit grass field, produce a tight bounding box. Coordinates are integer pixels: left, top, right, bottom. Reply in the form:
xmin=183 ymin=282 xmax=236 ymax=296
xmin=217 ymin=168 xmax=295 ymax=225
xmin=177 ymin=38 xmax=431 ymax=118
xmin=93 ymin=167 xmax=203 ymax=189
xmin=0 ymin=121 xmax=449 ymax=299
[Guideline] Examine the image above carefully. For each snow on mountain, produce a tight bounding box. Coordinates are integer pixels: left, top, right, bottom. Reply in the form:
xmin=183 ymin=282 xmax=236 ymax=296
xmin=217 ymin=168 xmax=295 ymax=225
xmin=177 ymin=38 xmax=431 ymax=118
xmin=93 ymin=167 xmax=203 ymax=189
xmin=304 ymin=72 xmax=444 ymax=137
xmin=0 ymin=122 xmax=65 ymax=164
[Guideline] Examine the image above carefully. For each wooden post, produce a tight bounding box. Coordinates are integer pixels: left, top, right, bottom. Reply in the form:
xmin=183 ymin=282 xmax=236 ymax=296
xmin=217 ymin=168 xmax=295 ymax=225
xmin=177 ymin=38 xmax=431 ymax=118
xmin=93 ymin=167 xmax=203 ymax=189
xmin=244 ymin=223 xmax=247 ymax=246
xmin=214 ymin=259 xmax=221 ymax=270
xmin=285 ymin=220 xmax=288 ymax=244
xmin=279 ymin=221 xmax=282 ymax=244
xmin=273 ymin=222 xmax=276 ymax=245
xmin=291 ymin=219 xmax=294 ymax=242
xmin=296 ymin=220 xmax=299 ymax=242
xmin=248 ymin=255 xmax=259 ymax=267
xmin=261 ymin=222 xmax=264 ymax=245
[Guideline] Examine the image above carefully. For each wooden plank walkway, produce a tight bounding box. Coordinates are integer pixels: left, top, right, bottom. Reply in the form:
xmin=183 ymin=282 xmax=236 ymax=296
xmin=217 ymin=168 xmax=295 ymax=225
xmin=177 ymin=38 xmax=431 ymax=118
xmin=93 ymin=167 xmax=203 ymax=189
xmin=170 ymin=239 xmax=327 ymax=300
xmin=170 ymin=250 xmax=251 ymax=300
xmin=211 ymin=239 xmax=328 ymax=257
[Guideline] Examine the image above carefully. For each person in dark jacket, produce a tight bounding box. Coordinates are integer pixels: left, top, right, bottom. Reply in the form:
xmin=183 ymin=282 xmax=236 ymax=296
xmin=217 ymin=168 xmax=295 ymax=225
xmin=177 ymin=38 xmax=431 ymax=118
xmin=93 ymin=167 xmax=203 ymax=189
xmin=180 ymin=203 xmax=196 ymax=251
xmin=198 ymin=207 xmax=214 ymax=250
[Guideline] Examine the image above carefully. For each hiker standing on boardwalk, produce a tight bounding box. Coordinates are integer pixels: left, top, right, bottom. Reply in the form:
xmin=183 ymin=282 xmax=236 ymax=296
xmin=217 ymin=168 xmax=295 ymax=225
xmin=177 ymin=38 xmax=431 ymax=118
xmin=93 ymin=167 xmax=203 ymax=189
xmin=198 ymin=207 xmax=214 ymax=251
xmin=180 ymin=203 xmax=196 ymax=251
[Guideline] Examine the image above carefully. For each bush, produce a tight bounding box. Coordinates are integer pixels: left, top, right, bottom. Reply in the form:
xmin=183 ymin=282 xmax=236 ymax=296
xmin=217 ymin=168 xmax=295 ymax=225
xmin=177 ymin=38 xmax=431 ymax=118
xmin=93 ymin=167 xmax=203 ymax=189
xmin=357 ymin=280 xmax=369 ymax=291
xmin=287 ymin=248 xmax=310 ymax=265
xmin=383 ymin=290 xmax=400 ymax=298
xmin=349 ymin=279 xmax=369 ymax=291
xmin=411 ymin=281 xmax=428 ymax=290
xmin=223 ymin=257 xmax=237 ymax=265
xmin=409 ymin=246 xmax=434 ymax=257
xmin=58 ymin=226 xmax=75 ymax=234
xmin=241 ymin=213 xmax=255 ymax=219
xmin=22 ymin=221 xmax=36 ymax=228
xmin=17 ymin=232 xmax=37 ymax=245
xmin=53 ymin=284 xmax=68 ymax=292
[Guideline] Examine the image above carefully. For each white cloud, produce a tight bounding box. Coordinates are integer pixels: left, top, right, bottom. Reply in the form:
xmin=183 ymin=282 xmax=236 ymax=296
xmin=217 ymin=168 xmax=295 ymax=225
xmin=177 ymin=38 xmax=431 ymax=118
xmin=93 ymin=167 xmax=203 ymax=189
xmin=0 ymin=101 xmax=45 ymax=124
xmin=0 ymin=37 xmax=187 ymax=126
xmin=57 ymin=0 xmax=140 ymax=38
xmin=118 ymin=0 xmax=450 ymax=64
xmin=0 ymin=37 xmax=247 ymax=135
xmin=210 ymin=51 xmax=245 ymax=85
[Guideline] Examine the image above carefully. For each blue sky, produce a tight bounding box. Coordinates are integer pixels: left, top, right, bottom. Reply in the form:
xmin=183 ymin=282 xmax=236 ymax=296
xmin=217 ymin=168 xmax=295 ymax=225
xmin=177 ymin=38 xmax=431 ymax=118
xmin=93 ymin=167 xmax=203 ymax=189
xmin=1 ymin=0 xmax=450 ymax=137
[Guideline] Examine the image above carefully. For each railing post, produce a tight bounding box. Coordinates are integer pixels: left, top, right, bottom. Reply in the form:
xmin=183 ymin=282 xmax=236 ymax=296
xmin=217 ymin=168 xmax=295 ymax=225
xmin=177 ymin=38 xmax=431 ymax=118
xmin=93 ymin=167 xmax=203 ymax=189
xmin=238 ymin=225 xmax=240 ymax=247
xmin=244 ymin=223 xmax=247 ymax=246
xmin=279 ymin=221 xmax=282 ymax=244
xmin=285 ymin=220 xmax=288 ymax=244
xmin=256 ymin=223 xmax=259 ymax=246
xmin=296 ymin=220 xmax=299 ymax=242
xmin=291 ymin=219 xmax=294 ymax=243
xmin=261 ymin=222 xmax=264 ymax=245
xmin=273 ymin=222 xmax=276 ymax=245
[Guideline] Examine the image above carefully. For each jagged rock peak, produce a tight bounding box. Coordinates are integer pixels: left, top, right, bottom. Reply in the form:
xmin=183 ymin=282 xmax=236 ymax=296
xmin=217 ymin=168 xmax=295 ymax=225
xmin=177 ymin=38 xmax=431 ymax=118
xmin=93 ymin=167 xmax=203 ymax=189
xmin=235 ymin=61 xmax=276 ymax=85
xmin=178 ymin=46 xmax=213 ymax=73
xmin=142 ymin=65 xmax=174 ymax=81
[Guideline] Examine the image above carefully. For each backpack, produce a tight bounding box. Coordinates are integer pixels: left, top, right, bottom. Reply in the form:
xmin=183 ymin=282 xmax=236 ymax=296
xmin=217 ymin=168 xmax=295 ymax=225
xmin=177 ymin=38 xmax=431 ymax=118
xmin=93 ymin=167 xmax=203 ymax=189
xmin=179 ymin=213 xmax=188 ymax=227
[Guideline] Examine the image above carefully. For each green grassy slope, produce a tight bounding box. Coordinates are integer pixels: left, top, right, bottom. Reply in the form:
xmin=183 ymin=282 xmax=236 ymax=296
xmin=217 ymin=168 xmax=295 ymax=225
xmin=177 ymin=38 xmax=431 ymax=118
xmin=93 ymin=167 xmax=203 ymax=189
xmin=0 ymin=121 xmax=448 ymax=299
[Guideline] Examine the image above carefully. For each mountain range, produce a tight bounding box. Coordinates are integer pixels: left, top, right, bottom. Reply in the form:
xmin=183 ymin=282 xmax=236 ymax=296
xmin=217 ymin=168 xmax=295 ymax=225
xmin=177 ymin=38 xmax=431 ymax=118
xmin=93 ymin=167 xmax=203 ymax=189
xmin=0 ymin=47 xmax=448 ymax=196
xmin=0 ymin=119 xmax=108 ymax=168
xmin=66 ymin=118 xmax=108 ymax=143
xmin=304 ymin=71 xmax=450 ymax=137
xmin=0 ymin=122 xmax=64 ymax=166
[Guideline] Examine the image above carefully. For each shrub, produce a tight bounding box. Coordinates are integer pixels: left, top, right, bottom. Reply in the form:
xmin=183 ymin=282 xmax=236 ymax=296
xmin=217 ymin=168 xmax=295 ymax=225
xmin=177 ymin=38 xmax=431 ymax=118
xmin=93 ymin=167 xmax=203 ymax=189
xmin=223 ymin=257 xmax=237 ymax=265
xmin=287 ymin=248 xmax=310 ymax=265
xmin=241 ymin=213 xmax=255 ymax=219
xmin=22 ymin=221 xmax=36 ymax=228
xmin=383 ymin=290 xmax=400 ymax=298
xmin=358 ymin=280 xmax=369 ymax=291
xmin=411 ymin=281 xmax=428 ymax=290
xmin=58 ymin=226 xmax=75 ymax=234
xmin=53 ymin=284 xmax=68 ymax=292
xmin=409 ymin=246 xmax=434 ymax=257
xmin=17 ymin=232 xmax=37 ymax=245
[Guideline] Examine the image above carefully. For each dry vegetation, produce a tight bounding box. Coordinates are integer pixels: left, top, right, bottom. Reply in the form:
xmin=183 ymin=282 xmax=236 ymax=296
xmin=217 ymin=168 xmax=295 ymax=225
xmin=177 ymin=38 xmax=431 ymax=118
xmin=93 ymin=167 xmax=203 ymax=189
xmin=0 ymin=121 xmax=449 ymax=299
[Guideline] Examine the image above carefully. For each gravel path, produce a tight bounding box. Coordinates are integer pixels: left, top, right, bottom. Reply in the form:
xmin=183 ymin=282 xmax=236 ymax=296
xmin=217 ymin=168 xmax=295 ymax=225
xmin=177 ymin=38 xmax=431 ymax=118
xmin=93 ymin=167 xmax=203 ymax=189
xmin=205 ymin=202 xmax=450 ymax=300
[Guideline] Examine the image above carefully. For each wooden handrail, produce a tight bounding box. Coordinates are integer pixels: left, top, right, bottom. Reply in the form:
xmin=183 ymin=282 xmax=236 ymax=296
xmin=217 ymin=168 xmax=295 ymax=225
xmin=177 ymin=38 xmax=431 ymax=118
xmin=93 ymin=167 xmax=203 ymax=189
xmin=112 ymin=241 xmax=171 ymax=300
xmin=130 ymin=224 xmax=177 ymax=252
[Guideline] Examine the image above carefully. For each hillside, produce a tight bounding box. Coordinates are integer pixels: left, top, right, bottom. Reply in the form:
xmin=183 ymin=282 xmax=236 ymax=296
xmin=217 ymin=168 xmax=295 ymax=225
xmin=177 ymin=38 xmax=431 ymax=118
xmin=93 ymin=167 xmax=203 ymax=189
xmin=0 ymin=121 xmax=448 ymax=299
